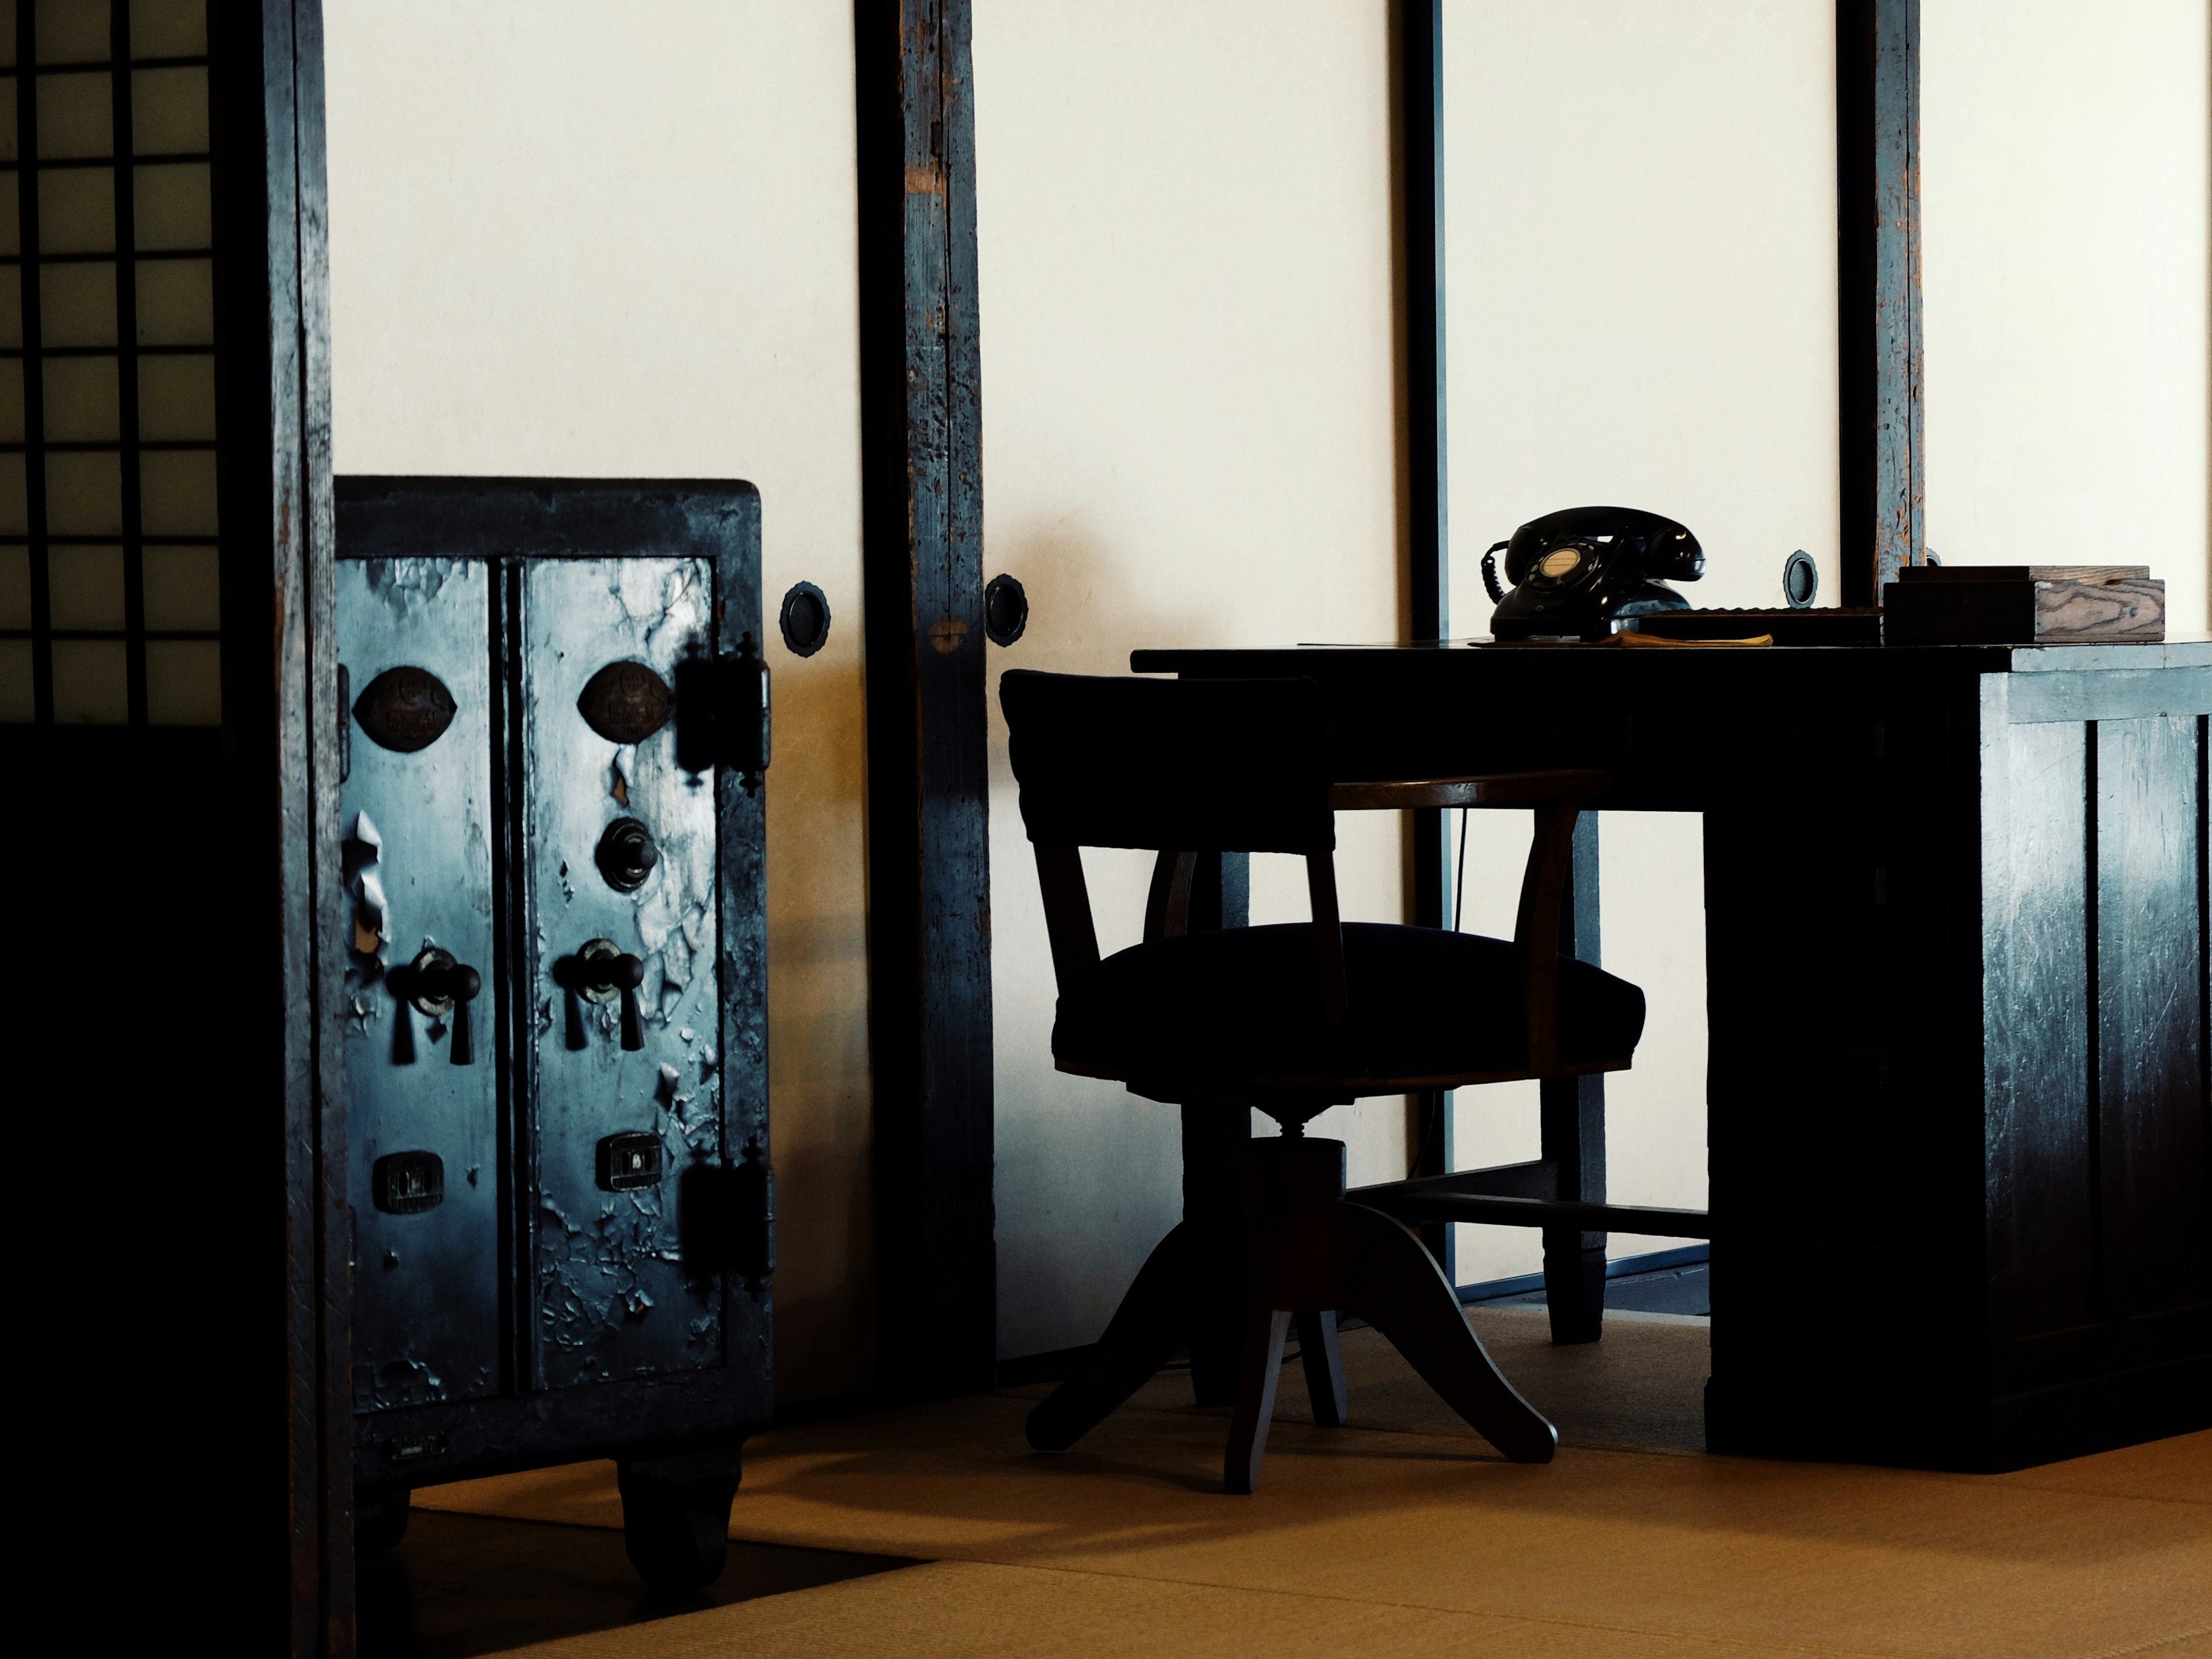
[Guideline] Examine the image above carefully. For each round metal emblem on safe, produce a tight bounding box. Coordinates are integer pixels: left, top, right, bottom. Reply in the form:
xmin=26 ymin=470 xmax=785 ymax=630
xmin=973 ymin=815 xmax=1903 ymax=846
xmin=353 ymin=665 xmax=457 ymax=753
xmin=577 ymin=660 xmax=674 ymax=745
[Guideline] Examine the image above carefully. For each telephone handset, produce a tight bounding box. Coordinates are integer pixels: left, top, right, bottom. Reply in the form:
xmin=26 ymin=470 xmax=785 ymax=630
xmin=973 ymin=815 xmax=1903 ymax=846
xmin=1481 ymin=505 xmax=1704 ymax=641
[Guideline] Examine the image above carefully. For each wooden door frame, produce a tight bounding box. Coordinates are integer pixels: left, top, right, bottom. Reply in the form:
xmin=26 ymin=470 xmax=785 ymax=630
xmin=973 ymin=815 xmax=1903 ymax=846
xmin=250 ymin=0 xmax=350 ymax=1650
xmin=1394 ymin=0 xmax=1923 ymax=686
xmin=1838 ymin=0 xmax=1925 ymax=601
xmin=1391 ymin=0 xmax=1922 ymax=1252
xmin=1396 ymin=3 xmax=1459 ymax=1271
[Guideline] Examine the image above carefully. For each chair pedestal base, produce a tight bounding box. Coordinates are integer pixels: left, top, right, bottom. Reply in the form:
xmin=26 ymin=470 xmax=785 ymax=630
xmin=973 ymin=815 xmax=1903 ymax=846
xmin=1028 ymin=1136 xmax=1558 ymax=1491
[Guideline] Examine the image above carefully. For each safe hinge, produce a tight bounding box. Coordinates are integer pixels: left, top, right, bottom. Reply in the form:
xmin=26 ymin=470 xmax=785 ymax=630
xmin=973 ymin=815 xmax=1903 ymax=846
xmin=679 ymin=1138 xmax=775 ymax=1296
xmin=674 ymin=637 xmax=771 ymax=790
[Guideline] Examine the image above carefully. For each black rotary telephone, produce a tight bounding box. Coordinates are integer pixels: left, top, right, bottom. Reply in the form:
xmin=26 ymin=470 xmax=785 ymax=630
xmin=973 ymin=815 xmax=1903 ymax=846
xmin=1482 ymin=506 xmax=1705 ymax=641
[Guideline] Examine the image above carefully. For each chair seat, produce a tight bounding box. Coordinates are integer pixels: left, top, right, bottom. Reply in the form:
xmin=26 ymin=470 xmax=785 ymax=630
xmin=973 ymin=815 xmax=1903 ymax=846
xmin=1054 ymin=922 xmax=1646 ymax=1093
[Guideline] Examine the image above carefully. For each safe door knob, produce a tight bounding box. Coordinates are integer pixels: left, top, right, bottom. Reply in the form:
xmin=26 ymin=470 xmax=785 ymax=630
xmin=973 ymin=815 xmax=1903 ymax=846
xmin=565 ymin=938 xmax=646 ymax=1052
xmin=594 ymin=817 xmax=660 ymax=894
xmin=396 ymin=947 xmax=482 ymax=1066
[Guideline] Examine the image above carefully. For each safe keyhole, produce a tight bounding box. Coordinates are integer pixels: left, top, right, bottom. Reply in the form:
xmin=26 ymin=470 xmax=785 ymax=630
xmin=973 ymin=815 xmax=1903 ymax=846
xmin=559 ymin=938 xmax=646 ymax=1052
xmin=391 ymin=945 xmax=482 ymax=1065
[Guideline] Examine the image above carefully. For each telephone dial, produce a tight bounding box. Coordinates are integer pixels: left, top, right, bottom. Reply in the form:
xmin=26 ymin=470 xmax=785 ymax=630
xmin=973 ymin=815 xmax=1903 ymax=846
xmin=1481 ymin=505 xmax=1704 ymax=641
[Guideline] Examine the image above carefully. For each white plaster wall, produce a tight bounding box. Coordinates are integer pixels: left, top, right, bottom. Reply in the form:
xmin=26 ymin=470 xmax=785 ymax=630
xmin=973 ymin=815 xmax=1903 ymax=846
xmin=975 ymin=0 xmax=1411 ymax=1360
xmin=1922 ymin=0 xmax=2210 ymax=632
xmin=317 ymin=0 xmax=2207 ymax=1389
xmin=1442 ymin=0 xmax=1842 ymax=1283
xmin=323 ymin=1 xmax=876 ymax=1401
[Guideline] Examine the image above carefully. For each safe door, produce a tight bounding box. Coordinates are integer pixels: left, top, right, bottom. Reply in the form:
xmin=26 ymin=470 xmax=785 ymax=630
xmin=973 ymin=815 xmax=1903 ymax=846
xmin=524 ymin=555 xmax=724 ymax=1388
xmin=340 ymin=559 xmax=502 ymax=1413
xmin=337 ymin=480 xmax=771 ymax=1533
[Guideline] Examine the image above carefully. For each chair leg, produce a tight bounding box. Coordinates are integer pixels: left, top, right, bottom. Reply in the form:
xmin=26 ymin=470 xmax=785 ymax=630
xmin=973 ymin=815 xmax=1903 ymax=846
xmin=1027 ymin=1222 xmax=1195 ymax=1452
xmin=1224 ymin=1305 xmax=1291 ymax=1495
xmin=1540 ymin=1062 xmax=1608 ymax=1344
xmin=1336 ymin=1202 xmax=1558 ymax=1463
xmin=1294 ymin=1309 xmax=1347 ymax=1427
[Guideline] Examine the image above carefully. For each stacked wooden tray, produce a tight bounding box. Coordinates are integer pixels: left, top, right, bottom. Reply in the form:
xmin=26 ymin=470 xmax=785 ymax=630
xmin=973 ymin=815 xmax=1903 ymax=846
xmin=1883 ymin=565 xmax=2165 ymax=645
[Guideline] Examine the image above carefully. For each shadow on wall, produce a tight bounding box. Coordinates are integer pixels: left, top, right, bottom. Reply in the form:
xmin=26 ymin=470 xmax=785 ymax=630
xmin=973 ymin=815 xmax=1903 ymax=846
xmin=983 ymin=519 xmax=1207 ymax=1361
xmin=764 ymin=622 xmax=876 ymax=1402
xmin=982 ymin=518 xmax=1184 ymax=760
xmin=979 ymin=519 xmax=1419 ymax=1354
xmin=983 ymin=512 xmax=1242 ymax=957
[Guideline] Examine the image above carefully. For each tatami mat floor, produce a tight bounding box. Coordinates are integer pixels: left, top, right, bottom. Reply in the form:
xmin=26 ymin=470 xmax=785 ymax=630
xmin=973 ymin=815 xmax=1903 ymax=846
xmin=412 ymin=1308 xmax=2212 ymax=1658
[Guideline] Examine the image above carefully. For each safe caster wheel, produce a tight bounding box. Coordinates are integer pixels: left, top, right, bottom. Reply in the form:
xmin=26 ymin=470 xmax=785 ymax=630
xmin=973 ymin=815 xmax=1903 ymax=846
xmin=617 ymin=1456 xmax=741 ymax=1593
xmin=355 ymin=1489 xmax=411 ymax=1556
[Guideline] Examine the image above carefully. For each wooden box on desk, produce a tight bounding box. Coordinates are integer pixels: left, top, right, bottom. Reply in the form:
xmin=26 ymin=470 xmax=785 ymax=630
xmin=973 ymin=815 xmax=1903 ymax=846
xmin=1884 ymin=565 xmax=2165 ymax=645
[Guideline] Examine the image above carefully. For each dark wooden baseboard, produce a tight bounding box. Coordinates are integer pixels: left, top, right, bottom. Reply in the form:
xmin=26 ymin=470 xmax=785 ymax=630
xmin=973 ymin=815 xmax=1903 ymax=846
xmin=1984 ymin=1354 xmax=2212 ymax=1470
xmin=1456 ymin=1245 xmax=1709 ymax=1307
xmin=1707 ymin=1351 xmax=2212 ymax=1473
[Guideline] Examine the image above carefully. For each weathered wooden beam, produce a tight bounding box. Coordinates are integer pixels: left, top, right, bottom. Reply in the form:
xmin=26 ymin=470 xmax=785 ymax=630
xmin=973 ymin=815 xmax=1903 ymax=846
xmin=206 ymin=1 xmax=356 ymax=1649
xmin=1838 ymin=0 xmax=1924 ymax=604
xmin=855 ymin=0 xmax=997 ymax=1399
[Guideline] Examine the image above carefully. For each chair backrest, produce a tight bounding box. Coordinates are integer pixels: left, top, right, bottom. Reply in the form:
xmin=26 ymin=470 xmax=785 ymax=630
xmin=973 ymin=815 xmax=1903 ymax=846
xmin=999 ymin=670 xmax=1333 ymax=855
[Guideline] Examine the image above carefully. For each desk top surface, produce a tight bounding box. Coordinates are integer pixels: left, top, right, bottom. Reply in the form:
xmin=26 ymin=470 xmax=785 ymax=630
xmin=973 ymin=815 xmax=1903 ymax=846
xmin=1131 ymin=637 xmax=2212 ymax=677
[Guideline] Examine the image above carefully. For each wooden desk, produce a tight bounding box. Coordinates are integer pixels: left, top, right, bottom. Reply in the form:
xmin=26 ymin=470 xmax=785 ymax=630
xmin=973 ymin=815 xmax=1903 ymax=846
xmin=1131 ymin=638 xmax=2212 ymax=1470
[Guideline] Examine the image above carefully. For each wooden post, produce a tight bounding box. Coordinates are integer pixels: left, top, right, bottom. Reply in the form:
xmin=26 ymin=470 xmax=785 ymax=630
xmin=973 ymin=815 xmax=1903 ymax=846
xmin=1395 ymin=0 xmax=1455 ymax=1276
xmin=215 ymin=2 xmax=353 ymax=1648
xmin=1398 ymin=0 xmax=1448 ymax=656
xmin=855 ymin=0 xmax=997 ymax=1399
xmin=1838 ymin=0 xmax=1924 ymax=604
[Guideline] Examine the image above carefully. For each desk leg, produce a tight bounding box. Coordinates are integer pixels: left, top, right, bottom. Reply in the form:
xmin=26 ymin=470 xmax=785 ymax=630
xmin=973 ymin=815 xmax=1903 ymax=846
xmin=1185 ymin=852 xmax=1251 ymax=1405
xmin=1541 ymin=816 xmax=1607 ymax=1343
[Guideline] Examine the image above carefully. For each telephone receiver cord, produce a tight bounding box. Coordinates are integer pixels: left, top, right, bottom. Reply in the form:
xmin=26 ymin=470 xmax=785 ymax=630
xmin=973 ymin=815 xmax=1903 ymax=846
xmin=1453 ymin=804 xmax=1469 ymax=932
xmin=1481 ymin=541 xmax=1509 ymax=604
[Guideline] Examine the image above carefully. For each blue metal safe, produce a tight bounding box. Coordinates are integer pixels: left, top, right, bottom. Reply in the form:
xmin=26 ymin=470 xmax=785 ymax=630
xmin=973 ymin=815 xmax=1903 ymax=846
xmin=335 ymin=478 xmax=772 ymax=1589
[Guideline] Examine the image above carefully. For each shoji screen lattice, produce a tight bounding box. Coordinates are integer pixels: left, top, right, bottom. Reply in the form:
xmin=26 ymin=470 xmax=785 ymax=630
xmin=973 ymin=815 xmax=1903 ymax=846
xmin=0 ymin=0 xmax=218 ymax=725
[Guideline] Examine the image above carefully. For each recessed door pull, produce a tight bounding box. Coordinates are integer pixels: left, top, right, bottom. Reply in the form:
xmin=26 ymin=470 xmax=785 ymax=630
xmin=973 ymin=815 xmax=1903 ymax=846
xmin=391 ymin=946 xmax=483 ymax=1065
xmin=559 ymin=938 xmax=646 ymax=1052
xmin=597 ymin=1131 xmax=665 ymax=1192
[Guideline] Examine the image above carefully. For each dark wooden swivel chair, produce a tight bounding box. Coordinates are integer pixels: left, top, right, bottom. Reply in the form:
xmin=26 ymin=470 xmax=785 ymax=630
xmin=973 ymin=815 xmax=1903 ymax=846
xmin=1000 ymin=669 xmax=1650 ymax=1492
